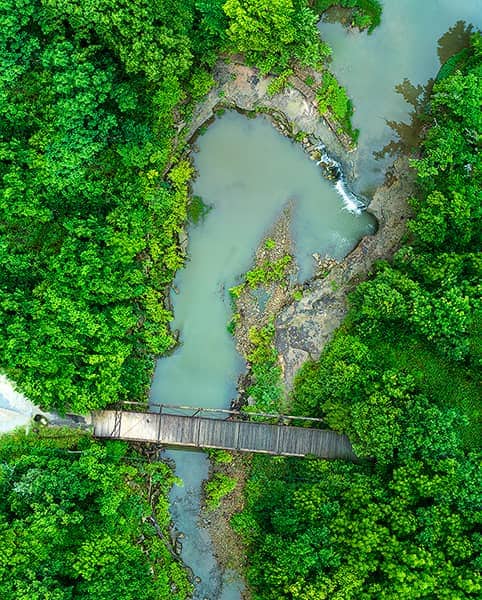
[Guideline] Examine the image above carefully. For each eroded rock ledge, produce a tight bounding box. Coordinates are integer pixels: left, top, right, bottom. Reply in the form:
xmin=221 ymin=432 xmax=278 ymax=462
xmin=187 ymin=59 xmax=355 ymax=175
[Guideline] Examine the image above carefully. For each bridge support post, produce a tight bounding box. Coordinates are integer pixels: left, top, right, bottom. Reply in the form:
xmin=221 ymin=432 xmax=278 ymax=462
xmin=111 ymin=410 xmax=122 ymax=438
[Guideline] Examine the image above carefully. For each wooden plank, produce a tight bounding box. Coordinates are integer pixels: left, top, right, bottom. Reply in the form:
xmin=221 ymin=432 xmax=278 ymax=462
xmin=119 ymin=412 xmax=160 ymax=441
xmin=159 ymin=414 xmax=197 ymax=445
xmin=197 ymin=418 xmax=233 ymax=448
xmin=92 ymin=411 xmax=357 ymax=460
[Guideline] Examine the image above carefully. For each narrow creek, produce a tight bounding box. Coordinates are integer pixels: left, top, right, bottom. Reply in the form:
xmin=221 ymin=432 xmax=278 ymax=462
xmin=150 ymin=111 xmax=374 ymax=599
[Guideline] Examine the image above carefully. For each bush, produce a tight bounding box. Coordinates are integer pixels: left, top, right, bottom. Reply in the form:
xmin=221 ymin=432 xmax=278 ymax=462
xmin=204 ymin=473 xmax=237 ymax=510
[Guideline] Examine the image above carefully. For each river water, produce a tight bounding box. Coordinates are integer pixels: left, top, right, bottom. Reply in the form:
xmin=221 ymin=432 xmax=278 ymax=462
xmin=150 ymin=111 xmax=374 ymax=599
xmin=2 ymin=1 xmax=478 ymax=598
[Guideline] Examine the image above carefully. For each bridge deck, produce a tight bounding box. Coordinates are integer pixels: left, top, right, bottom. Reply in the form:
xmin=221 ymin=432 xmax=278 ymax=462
xmin=92 ymin=410 xmax=356 ymax=460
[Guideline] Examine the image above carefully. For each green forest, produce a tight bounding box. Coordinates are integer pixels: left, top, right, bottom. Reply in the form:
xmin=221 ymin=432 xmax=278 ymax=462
xmin=0 ymin=0 xmax=349 ymax=414
xmin=0 ymin=429 xmax=192 ymax=599
xmin=1 ymin=1 xmax=480 ymax=599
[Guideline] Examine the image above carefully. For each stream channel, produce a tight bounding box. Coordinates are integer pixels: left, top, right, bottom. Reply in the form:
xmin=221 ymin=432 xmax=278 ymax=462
xmin=150 ymin=111 xmax=374 ymax=599
xmin=150 ymin=2 xmax=481 ymax=599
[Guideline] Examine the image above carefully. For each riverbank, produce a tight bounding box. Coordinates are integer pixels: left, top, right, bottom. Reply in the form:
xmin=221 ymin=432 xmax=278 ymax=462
xmin=184 ymin=59 xmax=415 ymax=595
xmin=201 ymin=452 xmax=252 ymax=600
xmin=186 ymin=58 xmax=354 ymax=160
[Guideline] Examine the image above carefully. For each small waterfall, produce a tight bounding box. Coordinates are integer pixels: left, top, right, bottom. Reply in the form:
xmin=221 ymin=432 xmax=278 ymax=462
xmin=316 ymin=144 xmax=365 ymax=214
xmin=334 ymin=179 xmax=365 ymax=214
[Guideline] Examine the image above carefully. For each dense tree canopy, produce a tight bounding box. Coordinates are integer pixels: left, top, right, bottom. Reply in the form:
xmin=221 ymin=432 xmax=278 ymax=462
xmin=236 ymin=447 xmax=480 ymax=600
xmin=0 ymin=0 xmax=214 ymax=412
xmin=0 ymin=430 xmax=191 ymax=599
xmin=224 ymin=0 xmax=330 ymax=73
xmin=0 ymin=0 xmax=339 ymax=414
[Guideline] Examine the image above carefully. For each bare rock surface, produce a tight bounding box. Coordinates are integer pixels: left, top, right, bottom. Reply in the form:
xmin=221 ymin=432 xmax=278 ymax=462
xmin=187 ymin=59 xmax=354 ymax=175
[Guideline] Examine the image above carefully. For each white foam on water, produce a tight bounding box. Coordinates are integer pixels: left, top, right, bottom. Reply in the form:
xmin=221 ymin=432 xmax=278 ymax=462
xmin=334 ymin=179 xmax=364 ymax=214
xmin=315 ymin=144 xmax=364 ymax=214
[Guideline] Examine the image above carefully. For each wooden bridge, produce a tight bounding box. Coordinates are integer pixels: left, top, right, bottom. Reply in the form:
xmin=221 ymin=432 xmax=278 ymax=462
xmin=92 ymin=404 xmax=356 ymax=460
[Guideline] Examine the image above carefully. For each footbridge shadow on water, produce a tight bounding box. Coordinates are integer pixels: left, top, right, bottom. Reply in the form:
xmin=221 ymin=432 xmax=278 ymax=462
xmin=92 ymin=402 xmax=357 ymax=461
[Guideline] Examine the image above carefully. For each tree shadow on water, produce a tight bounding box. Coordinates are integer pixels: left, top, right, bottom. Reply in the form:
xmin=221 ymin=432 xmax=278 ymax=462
xmin=437 ymin=20 xmax=474 ymax=64
xmin=374 ymin=20 xmax=475 ymax=161
xmin=373 ymin=77 xmax=432 ymax=160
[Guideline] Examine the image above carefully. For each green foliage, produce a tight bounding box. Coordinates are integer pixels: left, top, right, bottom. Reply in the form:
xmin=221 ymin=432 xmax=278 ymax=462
xmin=229 ymin=255 xmax=292 ymax=306
xmin=204 ymin=473 xmax=237 ymax=509
xmin=435 ymin=48 xmax=470 ymax=83
xmin=264 ymin=237 xmax=277 ymax=250
xmin=229 ymin=284 xmax=245 ymax=300
xmin=187 ymin=195 xmax=212 ymax=225
xmin=188 ymin=68 xmax=216 ymax=101
xmin=312 ymin=0 xmax=382 ymax=33
xmin=245 ymin=323 xmax=283 ymax=413
xmin=292 ymin=331 xmax=474 ymax=461
xmin=206 ymin=448 xmax=234 ymax=464
xmin=245 ymin=255 xmax=292 ymax=287
xmin=317 ymin=72 xmax=349 ymax=118
xmin=237 ymin=452 xmax=481 ymax=599
xmin=267 ymin=69 xmax=294 ymax=96
xmin=223 ymin=0 xmax=331 ymax=74
xmin=238 ymin=34 xmax=482 ymax=600
xmin=316 ymin=71 xmax=358 ymax=139
xmin=0 ymin=430 xmax=191 ymax=600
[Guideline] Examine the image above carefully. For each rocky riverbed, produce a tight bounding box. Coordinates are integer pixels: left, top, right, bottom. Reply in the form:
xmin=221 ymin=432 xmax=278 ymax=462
xmin=275 ymin=156 xmax=415 ymax=390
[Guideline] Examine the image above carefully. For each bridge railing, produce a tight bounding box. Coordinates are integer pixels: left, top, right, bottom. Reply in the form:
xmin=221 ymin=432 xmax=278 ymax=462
xmin=119 ymin=400 xmax=325 ymax=426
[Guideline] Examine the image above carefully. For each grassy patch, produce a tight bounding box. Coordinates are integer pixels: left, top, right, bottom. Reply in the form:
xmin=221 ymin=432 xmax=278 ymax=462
xmin=316 ymin=71 xmax=359 ymax=141
xmin=204 ymin=473 xmax=237 ymax=510
xmin=244 ymin=323 xmax=283 ymax=414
